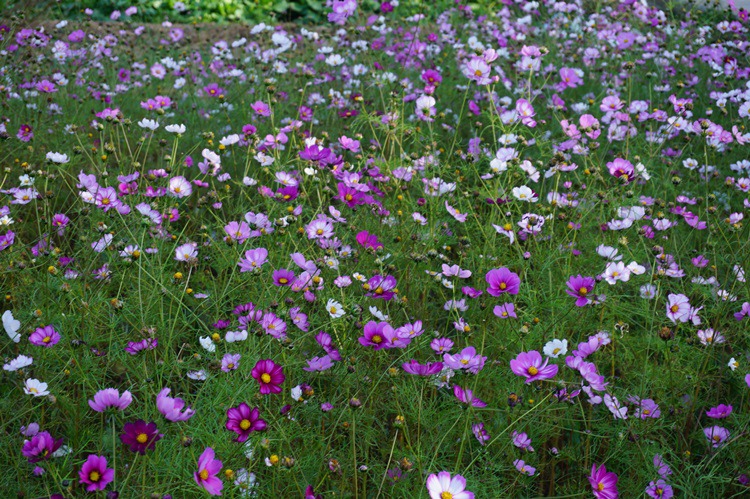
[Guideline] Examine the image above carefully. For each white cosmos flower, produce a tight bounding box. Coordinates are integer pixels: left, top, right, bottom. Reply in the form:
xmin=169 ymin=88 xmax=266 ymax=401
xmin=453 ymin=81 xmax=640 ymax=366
xmin=225 ymin=330 xmax=248 ymax=343
xmin=46 ymin=152 xmax=69 ymax=164
xmin=24 ymin=378 xmax=49 ymax=397
xmin=512 ymin=185 xmax=538 ymax=202
xmin=165 ymin=124 xmax=186 ymax=134
xmin=199 ymin=336 xmax=216 ymax=352
xmin=3 ymin=310 xmax=21 ymax=343
xmin=369 ymin=306 xmax=389 ymax=321
xmin=543 ymin=339 xmax=568 ymax=358
xmin=326 ymin=299 xmax=345 ymax=318
xmin=603 ymin=261 xmax=631 ymax=285
xmin=137 ymin=118 xmax=159 ymax=131
xmin=3 ymin=354 xmax=33 ymax=371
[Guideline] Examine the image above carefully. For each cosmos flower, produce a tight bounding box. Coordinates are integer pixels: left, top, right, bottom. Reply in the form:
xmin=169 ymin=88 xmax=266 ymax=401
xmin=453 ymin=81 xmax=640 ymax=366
xmin=29 ymin=325 xmax=60 ymax=347
xmin=425 ymin=471 xmax=474 ymax=499
xmin=226 ymin=403 xmax=267 ymax=442
xmin=704 ymin=426 xmax=730 ymax=448
xmin=79 ymin=454 xmax=115 ymax=492
xmin=589 ymin=463 xmax=618 ymax=499
xmin=251 ymin=359 xmax=285 ymax=395
xmin=156 ymin=388 xmax=195 ymax=422
xmin=88 ymin=388 xmax=133 ymax=412
xmin=24 ymin=379 xmax=49 ymax=397
xmin=22 ymin=431 xmax=63 ymax=463
xmin=120 ymin=420 xmax=163 ymax=454
xmin=566 ymin=275 xmax=596 ymax=306
xmin=510 ymin=350 xmax=558 ymax=383
xmin=485 ymin=267 xmax=521 ymax=296
xmin=194 ymin=447 xmax=223 ymax=496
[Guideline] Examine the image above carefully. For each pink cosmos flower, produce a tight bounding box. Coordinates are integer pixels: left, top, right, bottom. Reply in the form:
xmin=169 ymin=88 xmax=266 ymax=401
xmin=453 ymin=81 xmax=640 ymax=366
xmin=445 ymin=201 xmax=467 ymax=222
xmin=79 ymin=454 xmax=115 ymax=492
xmin=425 ymin=471 xmax=474 ymax=499
xmin=493 ymin=303 xmax=517 ymax=319
xmin=704 ymin=426 xmax=730 ymax=448
xmin=666 ymin=293 xmax=691 ymax=323
xmin=29 ymin=325 xmax=60 ymax=347
xmin=589 ymin=463 xmax=618 ymax=499
xmin=453 ymin=386 xmax=487 ymax=407
xmin=485 ymin=267 xmax=521 ymax=296
xmin=510 ymin=351 xmax=558 ymax=383
xmin=156 ymin=388 xmax=195 ymax=422
xmin=706 ymin=404 xmax=732 ymax=419
xmin=194 ymin=447 xmax=223 ymax=496
xmin=88 ymin=388 xmax=132 ymax=412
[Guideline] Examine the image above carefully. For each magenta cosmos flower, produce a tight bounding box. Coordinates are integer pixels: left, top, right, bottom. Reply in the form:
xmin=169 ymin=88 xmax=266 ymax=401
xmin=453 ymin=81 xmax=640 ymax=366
xmin=22 ymin=431 xmax=63 ymax=463
xmin=195 ymin=447 xmax=223 ymax=496
xmin=79 ymin=454 xmax=115 ymax=492
xmin=485 ymin=267 xmax=521 ymax=296
xmin=425 ymin=471 xmax=474 ymax=499
xmin=156 ymin=388 xmax=195 ymax=422
xmin=251 ymin=359 xmax=285 ymax=395
xmin=589 ymin=463 xmax=618 ymax=499
xmin=120 ymin=420 xmax=163 ymax=454
xmin=29 ymin=325 xmax=60 ymax=347
xmin=226 ymin=402 xmax=267 ymax=442
xmin=88 ymin=388 xmax=132 ymax=412
xmin=566 ymin=275 xmax=596 ymax=307
xmin=510 ymin=351 xmax=559 ymax=383
xmin=704 ymin=426 xmax=730 ymax=448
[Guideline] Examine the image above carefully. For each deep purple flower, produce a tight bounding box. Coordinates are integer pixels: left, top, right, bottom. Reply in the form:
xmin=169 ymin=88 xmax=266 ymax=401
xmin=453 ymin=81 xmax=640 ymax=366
xmin=566 ymin=275 xmax=596 ymax=307
xmin=79 ymin=454 xmax=115 ymax=492
xmin=510 ymin=351 xmax=558 ymax=383
xmin=251 ymin=359 xmax=285 ymax=395
xmin=120 ymin=420 xmax=163 ymax=454
xmin=226 ymin=402 xmax=266 ymax=442
xmin=485 ymin=267 xmax=521 ymax=296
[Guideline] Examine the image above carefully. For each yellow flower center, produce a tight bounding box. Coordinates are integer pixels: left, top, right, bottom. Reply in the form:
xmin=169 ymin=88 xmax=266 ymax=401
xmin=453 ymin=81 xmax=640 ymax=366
xmin=579 ymin=287 xmax=588 ymax=295
xmin=670 ymin=305 xmax=679 ymax=313
xmin=43 ymin=336 xmax=51 ymax=343
xmin=375 ymin=287 xmax=384 ymax=295
xmin=460 ymin=359 xmax=469 ymax=365
xmin=136 ymin=433 xmax=148 ymax=444
xmin=553 ymin=348 xmax=560 ymax=355
xmin=528 ymin=366 xmax=539 ymax=376
xmin=240 ymin=419 xmax=251 ymax=430
xmin=90 ymin=471 xmax=100 ymax=482
xmin=199 ymin=469 xmax=209 ymax=480
xmin=441 ymin=492 xmax=453 ymax=499
xmin=499 ymin=282 xmax=507 ymax=290
xmin=372 ymin=335 xmax=382 ymax=344
xmin=261 ymin=373 xmax=271 ymax=383
xmin=316 ymin=229 xmax=324 ymax=235
xmin=597 ymin=482 xmax=605 ymax=491
xmin=474 ymin=69 xmax=482 ymax=76
xmin=279 ymin=278 xmax=288 ymax=284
